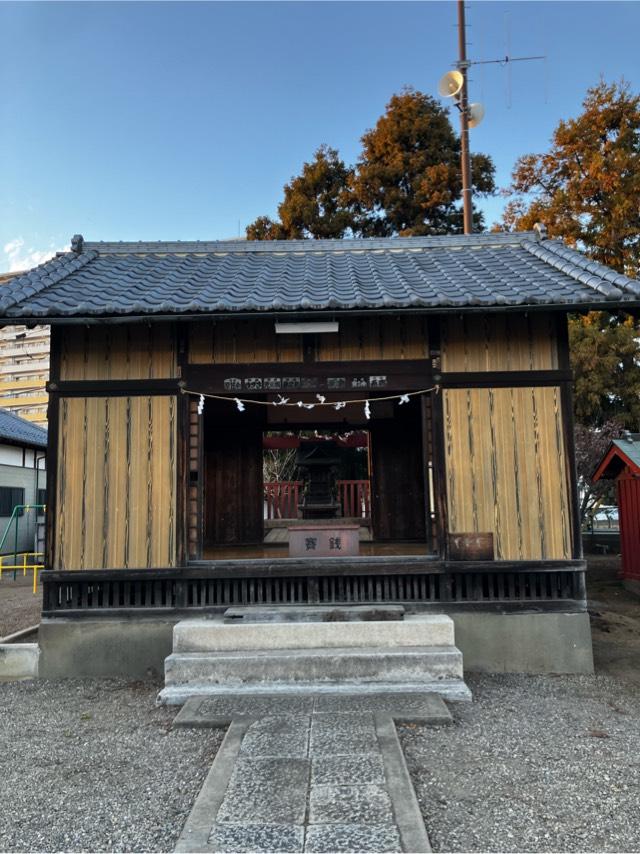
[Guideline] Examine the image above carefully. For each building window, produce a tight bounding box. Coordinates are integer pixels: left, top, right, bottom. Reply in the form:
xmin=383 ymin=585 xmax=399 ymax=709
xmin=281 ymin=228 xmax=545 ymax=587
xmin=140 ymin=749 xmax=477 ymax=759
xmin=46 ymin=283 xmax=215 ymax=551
xmin=0 ymin=487 xmax=25 ymax=516
xmin=37 ymin=489 xmax=47 ymax=505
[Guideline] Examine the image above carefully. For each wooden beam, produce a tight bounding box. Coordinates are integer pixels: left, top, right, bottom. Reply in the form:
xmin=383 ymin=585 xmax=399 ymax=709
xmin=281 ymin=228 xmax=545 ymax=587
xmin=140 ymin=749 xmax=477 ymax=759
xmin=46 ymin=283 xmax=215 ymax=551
xmin=175 ymin=322 xmax=189 ymax=567
xmin=183 ymin=360 xmax=434 ymax=394
xmin=438 ymin=370 xmax=573 ymax=388
xmin=556 ymin=315 xmax=584 ymax=559
xmin=428 ymin=317 xmax=449 ymax=558
xmin=48 ymin=379 xmax=182 ymax=396
xmin=41 ymin=557 xmax=586 ymax=582
xmin=45 ymin=327 xmax=62 ymax=570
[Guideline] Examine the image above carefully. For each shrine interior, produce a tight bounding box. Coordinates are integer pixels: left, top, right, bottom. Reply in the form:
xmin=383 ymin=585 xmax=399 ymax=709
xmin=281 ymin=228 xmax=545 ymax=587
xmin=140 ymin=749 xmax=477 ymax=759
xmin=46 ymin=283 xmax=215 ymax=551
xmin=200 ymin=393 xmax=437 ymax=560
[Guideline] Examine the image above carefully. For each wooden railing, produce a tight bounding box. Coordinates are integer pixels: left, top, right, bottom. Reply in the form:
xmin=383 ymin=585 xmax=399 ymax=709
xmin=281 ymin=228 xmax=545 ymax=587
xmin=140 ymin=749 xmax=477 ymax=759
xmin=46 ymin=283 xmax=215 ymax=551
xmin=264 ymin=481 xmax=302 ymax=520
xmin=337 ymin=480 xmax=371 ymax=519
xmin=41 ymin=560 xmax=588 ymax=617
xmin=264 ymin=479 xmax=371 ymax=520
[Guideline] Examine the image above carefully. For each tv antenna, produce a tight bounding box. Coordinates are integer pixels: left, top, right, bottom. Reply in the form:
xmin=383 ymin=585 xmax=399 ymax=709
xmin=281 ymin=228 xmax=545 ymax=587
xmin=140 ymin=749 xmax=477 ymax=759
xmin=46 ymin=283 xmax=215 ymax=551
xmin=438 ymin=0 xmax=545 ymax=234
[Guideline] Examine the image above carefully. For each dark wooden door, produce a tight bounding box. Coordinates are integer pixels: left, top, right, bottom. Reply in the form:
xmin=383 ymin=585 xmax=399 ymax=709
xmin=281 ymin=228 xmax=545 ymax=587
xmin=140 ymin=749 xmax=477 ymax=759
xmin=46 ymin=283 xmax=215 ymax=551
xmin=370 ymin=402 xmax=427 ymax=541
xmin=204 ymin=426 xmax=263 ymax=545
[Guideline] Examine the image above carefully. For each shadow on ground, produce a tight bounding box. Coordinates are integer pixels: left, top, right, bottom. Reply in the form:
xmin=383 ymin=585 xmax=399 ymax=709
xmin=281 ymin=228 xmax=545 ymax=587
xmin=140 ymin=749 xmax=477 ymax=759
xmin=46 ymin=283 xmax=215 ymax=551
xmin=586 ymin=554 xmax=640 ymax=686
xmin=0 ymin=572 xmax=41 ymax=638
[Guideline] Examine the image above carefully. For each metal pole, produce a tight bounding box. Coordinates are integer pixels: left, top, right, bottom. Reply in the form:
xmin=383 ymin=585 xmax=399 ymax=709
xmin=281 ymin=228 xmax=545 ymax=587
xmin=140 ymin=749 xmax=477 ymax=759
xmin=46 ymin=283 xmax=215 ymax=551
xmin=13 ymin=510 xmax=19 ymax=580
xmin=457 ymin=0 xmax=473 ymax=234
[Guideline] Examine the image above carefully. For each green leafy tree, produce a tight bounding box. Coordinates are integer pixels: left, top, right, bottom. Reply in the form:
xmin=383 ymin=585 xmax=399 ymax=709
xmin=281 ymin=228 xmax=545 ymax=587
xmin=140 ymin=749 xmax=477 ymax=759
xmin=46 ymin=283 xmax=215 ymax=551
xmin=246 ymin=216 xmax=287 ymax=241
xmin=247 ymin=88 xmax=496 ymax=239
xmin=569 ymin=312 xmax=640 ymax=428
xmin=503 ymin=79 xmax=640 ymax=276
xmin=502 ymin=80 xmax=640 ymax=442
xmin=574 ymin=418 xmax=623 ymax=523
xmin=246 ymin=145 xmax=355 ymax=240
xmin=351 ymin=88 xmax=495 ymax=236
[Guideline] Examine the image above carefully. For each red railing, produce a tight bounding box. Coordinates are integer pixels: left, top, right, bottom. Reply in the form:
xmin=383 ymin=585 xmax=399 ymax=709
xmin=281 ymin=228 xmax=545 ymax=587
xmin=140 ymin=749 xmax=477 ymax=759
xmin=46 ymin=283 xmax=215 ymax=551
xmin=264 ymin=481 xmax=303 ymax=520
xmin=263 ymin=479 xmax=371 ymax=520
xmin=337 ymin=480 xmax=371 ymax=519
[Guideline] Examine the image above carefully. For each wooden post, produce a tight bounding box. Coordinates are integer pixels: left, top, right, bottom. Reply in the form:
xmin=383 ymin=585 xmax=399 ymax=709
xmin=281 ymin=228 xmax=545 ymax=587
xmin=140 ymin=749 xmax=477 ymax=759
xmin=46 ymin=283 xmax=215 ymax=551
xmin=458 ymin=0 xmax=473 ymax=234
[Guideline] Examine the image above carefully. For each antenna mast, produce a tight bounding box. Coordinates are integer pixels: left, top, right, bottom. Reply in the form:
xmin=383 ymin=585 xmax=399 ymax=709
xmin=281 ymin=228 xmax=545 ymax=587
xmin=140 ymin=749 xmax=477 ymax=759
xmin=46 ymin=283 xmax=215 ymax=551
xmin=457 ymin=0 xmax=473 ymax=234
xmin=439 ymin=2 xmax=545 ymax=235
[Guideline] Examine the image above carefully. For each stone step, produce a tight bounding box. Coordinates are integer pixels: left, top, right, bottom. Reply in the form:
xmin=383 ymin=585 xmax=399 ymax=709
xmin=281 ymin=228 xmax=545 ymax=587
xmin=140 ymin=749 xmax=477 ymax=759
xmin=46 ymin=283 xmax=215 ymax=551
xmin=164 ymin=645 xmax=463 ymax=691
xmin=159 ymin=678 xmax=471 ymax=706
xmin=172 ymin=614 xmax=455 ymax=653
xmin=223 ymin=605 xmax=406 ymax=624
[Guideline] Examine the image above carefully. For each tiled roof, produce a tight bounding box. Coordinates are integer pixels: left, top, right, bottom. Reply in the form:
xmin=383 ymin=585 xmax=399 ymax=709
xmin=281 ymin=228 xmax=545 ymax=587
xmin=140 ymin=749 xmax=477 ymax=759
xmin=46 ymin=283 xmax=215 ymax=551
xmin=613 ymin=435 xmax=640 ymax=471
xmin=0 ymin=232 xmax=638 ymax=321
xmin=0 ymin=408 xmax=47 ymax=448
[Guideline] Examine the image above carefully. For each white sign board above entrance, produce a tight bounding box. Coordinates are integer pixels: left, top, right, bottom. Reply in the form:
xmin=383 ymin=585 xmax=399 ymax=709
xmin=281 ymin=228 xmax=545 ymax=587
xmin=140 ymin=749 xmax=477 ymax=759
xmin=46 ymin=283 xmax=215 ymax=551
xmin=275 ymin=321 xmax=339 ymax=334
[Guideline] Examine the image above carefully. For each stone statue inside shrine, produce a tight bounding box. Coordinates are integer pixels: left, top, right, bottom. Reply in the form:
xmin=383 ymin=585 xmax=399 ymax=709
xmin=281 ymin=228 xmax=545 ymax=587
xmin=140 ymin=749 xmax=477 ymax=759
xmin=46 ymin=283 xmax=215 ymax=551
xmin=296 ymin=440 xmax=341 ymax=519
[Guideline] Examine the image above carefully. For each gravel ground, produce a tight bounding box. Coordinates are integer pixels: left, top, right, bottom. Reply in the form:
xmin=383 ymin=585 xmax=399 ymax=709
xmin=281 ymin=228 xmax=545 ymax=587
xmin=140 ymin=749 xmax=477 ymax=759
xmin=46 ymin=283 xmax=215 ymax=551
xmin=587 ymin=555 xmax=640 ymax=687
xmin=0 ymin=571 xmax=41 ymax=637
xmin=399 ymin=673 xmax=640 ymax=853
xmin=0 ymin=679 xmax=223 ymax=853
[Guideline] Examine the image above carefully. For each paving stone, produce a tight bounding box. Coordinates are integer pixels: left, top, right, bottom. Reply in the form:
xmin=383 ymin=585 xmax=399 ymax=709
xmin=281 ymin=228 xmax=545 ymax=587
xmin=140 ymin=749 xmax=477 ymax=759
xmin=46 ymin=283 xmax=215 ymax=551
xmin=314 ymin=692 xmax=452 ymax=724
xmin=312 ymin=712 xmax=375 ymax=726
xmin=240 ymin=715 xmax=310 ymax=758
xmin=176 ymin=702 xmax=432 ymax=854
xmin=310 ymin=713 xmax=378 ymax=756
xmin=304 ymin=824 xmax=402 ymax=853
xmin=309 ymin=784 xmax=395 ymax=825
xmin=217 ymin=757 xmax=309 ymax=824
xmin=311 ymin=754 xmax=386 ymax=786
xmin=210 ymin=822 xmax=305 ymax=853
xmin=174 ymin=695 xmax=314 ymax=727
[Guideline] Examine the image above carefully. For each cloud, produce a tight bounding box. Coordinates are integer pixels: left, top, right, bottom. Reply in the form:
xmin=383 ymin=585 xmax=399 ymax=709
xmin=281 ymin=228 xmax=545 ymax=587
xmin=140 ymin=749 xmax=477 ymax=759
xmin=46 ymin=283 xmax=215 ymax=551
xmin=2 ymin=237 xmax=68 ymax=274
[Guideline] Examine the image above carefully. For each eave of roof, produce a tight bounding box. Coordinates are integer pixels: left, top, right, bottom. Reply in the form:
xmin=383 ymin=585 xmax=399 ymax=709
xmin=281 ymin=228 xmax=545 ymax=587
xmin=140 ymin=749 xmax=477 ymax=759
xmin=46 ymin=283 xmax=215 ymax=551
xmin=592 ymin=437 xmax=640 ymax=482
xmin=0 ymin=409 xmax=48 ymax=449
xmin=1 ymin=231 xmax=639 ymax=323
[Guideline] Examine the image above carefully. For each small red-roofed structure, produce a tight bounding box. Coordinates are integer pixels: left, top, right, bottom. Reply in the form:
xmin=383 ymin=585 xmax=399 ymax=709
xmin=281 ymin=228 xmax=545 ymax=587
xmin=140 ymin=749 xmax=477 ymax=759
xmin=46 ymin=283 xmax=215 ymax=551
xmin=593 ymin=433 xmax=640 ymax=592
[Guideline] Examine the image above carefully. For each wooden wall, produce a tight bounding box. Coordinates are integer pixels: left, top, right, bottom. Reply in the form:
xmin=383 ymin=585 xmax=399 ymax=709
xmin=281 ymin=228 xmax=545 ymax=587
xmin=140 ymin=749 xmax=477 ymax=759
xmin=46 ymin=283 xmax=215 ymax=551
xmin=55 ymin=395 xmax=177 ymax=569
xmin=190 ymin=320 xmax=303 ymax=364
xmin=441 ymin=314 xmax=558 ymax=372
xmin=443 ymin=386 xmax=571 ymax=560
xmin=59 ymin=323 xmax=177 ymax=380
xmin=49 ymin=312 xmax=576 ymax=568
xmin=188 ymin=316 xmax=429 ymax=364
xmin=316 ymin=317 xmax=429 ymax=361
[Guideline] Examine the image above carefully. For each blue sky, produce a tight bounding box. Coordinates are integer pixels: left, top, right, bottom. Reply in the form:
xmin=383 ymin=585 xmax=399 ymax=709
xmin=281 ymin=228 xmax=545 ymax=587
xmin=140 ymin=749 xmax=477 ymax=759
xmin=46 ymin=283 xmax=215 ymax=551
xmin=1 ymin=1 xmax=639 ymax=272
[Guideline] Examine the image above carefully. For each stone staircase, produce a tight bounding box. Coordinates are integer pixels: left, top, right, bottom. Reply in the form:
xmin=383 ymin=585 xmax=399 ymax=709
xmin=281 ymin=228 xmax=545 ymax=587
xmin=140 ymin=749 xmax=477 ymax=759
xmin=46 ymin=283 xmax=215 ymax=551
xmin=158 ymin=608 xmax=471 ymax=705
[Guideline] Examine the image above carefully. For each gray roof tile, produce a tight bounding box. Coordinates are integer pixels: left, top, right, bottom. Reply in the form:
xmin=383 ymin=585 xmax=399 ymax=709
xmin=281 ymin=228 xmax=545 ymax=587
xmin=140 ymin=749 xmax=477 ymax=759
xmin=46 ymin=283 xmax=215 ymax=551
xmin=0 ymin=232 xmax=638 ymax=321
xmin=0 ymin=409 xmax=47 ymax=448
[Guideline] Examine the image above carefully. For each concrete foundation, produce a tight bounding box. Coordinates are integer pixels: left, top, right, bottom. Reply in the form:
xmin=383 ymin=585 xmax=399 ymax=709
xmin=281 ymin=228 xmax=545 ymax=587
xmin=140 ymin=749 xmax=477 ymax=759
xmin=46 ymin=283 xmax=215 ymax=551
xmin=451 ymin=611 xmax=594 ymax=674
xmin=0 ymin=643 xmax=39 ymax=679
xmin=35 ymin=610 xmax=594 ymax=678
xmin=38 ymin=618 xmax=176 ymax=679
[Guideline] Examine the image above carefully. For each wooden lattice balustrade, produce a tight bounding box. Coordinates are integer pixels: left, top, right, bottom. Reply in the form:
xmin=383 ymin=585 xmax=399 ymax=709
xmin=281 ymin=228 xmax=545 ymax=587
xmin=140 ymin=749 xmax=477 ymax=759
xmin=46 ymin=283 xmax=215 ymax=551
xmin=41 ymin=559 xmax=587 ymax=618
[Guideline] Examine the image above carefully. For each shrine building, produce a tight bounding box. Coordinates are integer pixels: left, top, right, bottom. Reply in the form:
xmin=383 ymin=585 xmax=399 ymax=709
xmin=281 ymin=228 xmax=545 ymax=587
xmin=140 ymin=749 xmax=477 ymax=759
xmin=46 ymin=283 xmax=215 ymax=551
xmin=1 ymin=228 xmax=637 ymax=679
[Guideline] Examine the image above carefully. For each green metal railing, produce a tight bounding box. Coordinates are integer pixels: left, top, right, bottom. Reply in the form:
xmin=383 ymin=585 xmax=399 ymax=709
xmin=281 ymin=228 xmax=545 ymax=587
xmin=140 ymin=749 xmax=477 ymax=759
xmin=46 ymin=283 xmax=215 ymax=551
xmin=0 ymin=504 xmax=46 ymax=592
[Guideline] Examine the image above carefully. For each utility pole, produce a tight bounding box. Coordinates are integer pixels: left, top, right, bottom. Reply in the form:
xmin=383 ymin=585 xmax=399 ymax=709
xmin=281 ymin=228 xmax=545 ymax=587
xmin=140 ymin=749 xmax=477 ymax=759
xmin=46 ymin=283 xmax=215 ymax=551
xmin=439 ymin=2 xmax=544 ymax=236
xmin=457 ymin=0 xmax=473 ymax=235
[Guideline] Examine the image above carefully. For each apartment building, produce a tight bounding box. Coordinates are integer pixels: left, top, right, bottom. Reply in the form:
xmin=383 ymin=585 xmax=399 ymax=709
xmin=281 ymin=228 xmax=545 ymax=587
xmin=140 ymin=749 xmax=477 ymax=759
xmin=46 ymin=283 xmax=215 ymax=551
xmin=0 ymin=273 xmax=49 ymax=427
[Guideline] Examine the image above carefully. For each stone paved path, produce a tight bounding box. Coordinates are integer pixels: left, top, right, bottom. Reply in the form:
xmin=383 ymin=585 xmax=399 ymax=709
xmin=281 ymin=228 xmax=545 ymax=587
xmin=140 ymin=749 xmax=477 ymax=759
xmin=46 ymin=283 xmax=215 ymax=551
xmin=174 ymin=693 xmax=451 ymax=853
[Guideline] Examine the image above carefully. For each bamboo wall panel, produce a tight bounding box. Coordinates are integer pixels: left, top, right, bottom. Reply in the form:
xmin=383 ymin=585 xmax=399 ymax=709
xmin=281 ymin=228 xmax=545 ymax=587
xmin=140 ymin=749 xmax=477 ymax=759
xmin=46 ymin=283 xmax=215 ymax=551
xmin=55 ymin=395 xmax=177 ymax=569
xmin=317 ymin=317 xmax=429 ymax=361
xmin=190 ymin=320 xmax=303 ymax=364
xmin=441 ymin=314 xmax=558 ymax=372
xmin=189 ymin=317 xmax=429 ymax=364
xmin=59 ymin=324 xmax=177 ymax=380
xmin=443 ymin=386 xmax=570 ymax=559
